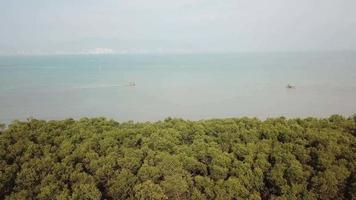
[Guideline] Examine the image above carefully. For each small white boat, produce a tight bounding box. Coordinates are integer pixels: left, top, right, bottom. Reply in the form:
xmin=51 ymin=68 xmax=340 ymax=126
xmin=127 ymin=81 xmax=136 ymax=87
xmin=286 ymin=84 xmax=296 ymax=89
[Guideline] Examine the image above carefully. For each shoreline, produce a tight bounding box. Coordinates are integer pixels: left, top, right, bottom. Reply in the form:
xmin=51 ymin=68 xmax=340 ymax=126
xmin=1 ymin=114 xmax=355 ymax=126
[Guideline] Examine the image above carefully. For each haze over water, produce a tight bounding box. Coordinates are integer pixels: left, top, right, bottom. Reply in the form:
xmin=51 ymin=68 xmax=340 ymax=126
xmin=0 ymin=51 xmax=355 ymax=123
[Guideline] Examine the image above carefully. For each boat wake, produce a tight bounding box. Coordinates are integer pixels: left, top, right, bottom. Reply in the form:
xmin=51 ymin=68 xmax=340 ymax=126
xmin=74 ymin=82 xmax=136 ymax=89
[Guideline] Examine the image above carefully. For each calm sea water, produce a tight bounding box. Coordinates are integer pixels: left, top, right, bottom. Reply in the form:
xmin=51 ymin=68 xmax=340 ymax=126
xmin=0 ymin=52 xmax=355 ymax=123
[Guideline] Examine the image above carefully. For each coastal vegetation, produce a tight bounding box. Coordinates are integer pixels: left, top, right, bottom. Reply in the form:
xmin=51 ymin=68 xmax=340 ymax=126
xmin=0 ymin=115 xmax=355 ymax=200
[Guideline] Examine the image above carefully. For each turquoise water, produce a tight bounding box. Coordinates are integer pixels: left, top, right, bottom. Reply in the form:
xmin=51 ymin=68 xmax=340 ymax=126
xmin=0 ymin=52 xmax=356 ymax=123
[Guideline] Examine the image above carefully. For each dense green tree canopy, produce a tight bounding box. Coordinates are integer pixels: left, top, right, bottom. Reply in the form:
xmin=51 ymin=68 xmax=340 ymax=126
xmin=0 ymin=115 xmax=355 ymax=199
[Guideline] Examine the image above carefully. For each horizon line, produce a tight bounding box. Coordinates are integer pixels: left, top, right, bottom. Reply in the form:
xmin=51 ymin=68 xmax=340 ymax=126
xmin=1 ymin=49 xmax=356 ymax=56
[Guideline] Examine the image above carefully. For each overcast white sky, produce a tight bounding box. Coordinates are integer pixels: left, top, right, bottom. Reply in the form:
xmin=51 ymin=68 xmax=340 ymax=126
xmin=0 ymin=0 xmax=356 ymax=54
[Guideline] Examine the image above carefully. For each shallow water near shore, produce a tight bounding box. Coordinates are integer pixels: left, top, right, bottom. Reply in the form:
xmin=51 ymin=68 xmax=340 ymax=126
xmin=0 ymin=51 xmax=356 ymax=123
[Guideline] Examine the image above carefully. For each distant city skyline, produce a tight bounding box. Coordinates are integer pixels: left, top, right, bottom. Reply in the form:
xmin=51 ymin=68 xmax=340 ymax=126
xmin=1 ymin=0 xmax=356 ymax=55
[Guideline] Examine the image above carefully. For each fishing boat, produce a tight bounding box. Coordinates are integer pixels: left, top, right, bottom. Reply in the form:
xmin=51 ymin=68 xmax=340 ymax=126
xmin=286 ymin=84 xmax=296 ymax=89
xmin=128 ymin=81 xmax=136 ymax=87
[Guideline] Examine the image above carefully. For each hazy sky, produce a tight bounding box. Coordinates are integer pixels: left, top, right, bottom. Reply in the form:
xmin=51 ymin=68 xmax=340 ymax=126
xmin=1 ymin=0 xmax=356 ymax=54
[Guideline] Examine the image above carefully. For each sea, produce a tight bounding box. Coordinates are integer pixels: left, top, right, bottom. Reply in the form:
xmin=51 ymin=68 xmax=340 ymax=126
xmin=1 ymin=51 xmax=356 ymax=123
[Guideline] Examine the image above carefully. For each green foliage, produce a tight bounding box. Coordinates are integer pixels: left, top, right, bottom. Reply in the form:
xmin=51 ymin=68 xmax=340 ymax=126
xmin=107 ymin=169 xmax=137 ymax=199
xmin=134 ymin=180 xmax=167 ymax=200
xmin=0 ymin=115 xmax=355 ymax=199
